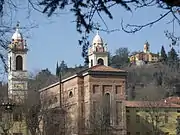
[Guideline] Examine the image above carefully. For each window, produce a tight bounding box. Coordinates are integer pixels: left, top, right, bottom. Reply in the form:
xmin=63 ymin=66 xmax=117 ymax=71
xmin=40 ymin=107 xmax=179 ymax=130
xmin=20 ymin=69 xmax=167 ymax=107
xmin=127 ymin=132 xmax=130 ymax=135
xmin=115 ymin=85 xmax=122 ymax=94
xmin=10 ymin=57 xmax=11 ymax=71
xmin=136 ymin=110 xmax=139 ymax=112
xmin=53 ymin=96 xmax=58 ymax=103
xmin=13 ymin=112 xmax=22 ymax=121
xmin=104 ymin=93 xmax=110 ymax=125
xmin=81 ymin=103 xmax=84 ymax=115
xmin=93 ymin=101 xmax=97 ymax=118
xmin=97 ymin=58 xmax=104 ymax=65
xmin=92 ymin=85 xmax=99 ymax=94
xmin=136 ymin=115 xmax=140 ymax=123
xmin=48 ymin=99 xmax=52 ymax=105
xmin=16 ymin=55 xmax=23 ymax=70
xmin=116 ymin=101 xmax=122 ymax=125
xmin=177 ymin=110 xmax=180 ymax=113
xmin=126 ymin=109 xmax=130 ymax=113
xmin=91 ymin=60 xmax=93 ymax=67
xmin=69 ymin=91 xmax=73 ymax=98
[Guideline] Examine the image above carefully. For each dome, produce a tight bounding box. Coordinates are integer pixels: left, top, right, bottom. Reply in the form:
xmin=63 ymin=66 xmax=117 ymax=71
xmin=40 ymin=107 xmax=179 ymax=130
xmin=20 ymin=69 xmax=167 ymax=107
xmin=92 ymin=31 xmax=103 ymax=46
xmin=12 ymin=23 xmax=23 ymax=40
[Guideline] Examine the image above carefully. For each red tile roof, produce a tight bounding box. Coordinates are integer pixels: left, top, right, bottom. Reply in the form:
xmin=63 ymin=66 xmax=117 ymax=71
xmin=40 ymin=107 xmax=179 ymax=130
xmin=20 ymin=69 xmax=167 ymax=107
xmin=124 ymin=100 xmax=180 ymax=108
xmin=163 ymin=96 xmax=180 ymax=104
xmin=89 ymin=64 xmax=126 ymax=72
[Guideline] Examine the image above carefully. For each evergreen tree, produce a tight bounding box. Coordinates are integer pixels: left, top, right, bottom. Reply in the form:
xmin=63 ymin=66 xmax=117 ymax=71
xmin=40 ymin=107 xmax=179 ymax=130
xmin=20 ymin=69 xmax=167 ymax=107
xmin=108 ymin=52 xmax=112 ymax=66
xmin=111 ymin=47 xmax=129 ymax=68
xmin=59 ymin=60 xmax=68 ymax=71
xmin=160 ymin=45 xmax=167 ymax=62
xmin=168 ymin=47 xmax=179 ymax=62
xmin=59 ymin=60 xmax=68 ymax=76
xmin=56 ymin=61 xmax=59 ymax=76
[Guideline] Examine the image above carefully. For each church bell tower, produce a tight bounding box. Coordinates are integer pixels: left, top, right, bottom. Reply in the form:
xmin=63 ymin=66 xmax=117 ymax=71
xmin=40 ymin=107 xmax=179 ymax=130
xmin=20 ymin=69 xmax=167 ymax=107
xmin=8 ymin=22 xmax=28 ymax=102
xmin=88 ymin=31 xmax=108 ymax=68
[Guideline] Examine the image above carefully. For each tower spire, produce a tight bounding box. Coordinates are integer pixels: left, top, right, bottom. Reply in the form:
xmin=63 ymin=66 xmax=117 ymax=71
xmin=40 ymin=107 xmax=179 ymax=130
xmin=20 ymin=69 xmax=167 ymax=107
xmin=96 ymin=29 xmax=99 ymax=35
xmin=16 ymin=21 xmax=20 ymax=29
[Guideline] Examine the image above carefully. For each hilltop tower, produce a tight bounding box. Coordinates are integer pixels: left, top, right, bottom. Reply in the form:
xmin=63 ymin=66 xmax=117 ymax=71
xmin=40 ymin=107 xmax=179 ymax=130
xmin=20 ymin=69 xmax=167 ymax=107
xmin=8 ymin=22 xmax=28 ymax=102
xmin=143 ymin=41 xmax=150 ymax=53
xmin=88 ymin=31 xmax=108 ymax=67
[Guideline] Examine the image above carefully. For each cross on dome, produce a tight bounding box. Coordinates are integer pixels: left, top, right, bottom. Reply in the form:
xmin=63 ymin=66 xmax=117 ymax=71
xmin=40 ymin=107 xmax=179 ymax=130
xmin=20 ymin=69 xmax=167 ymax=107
xmin=12 ymin=22 xmax=23 ymax=41
xmin=92 ymin=30 xmax=103 ymax=46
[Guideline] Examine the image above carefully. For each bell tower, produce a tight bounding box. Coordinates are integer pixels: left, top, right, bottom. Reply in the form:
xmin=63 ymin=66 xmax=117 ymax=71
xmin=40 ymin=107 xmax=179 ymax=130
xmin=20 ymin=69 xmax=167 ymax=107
xmin=88 ymin=31 xmax=108 ymax=68
xmin=8 ymin=22 xmax=28 ymax=102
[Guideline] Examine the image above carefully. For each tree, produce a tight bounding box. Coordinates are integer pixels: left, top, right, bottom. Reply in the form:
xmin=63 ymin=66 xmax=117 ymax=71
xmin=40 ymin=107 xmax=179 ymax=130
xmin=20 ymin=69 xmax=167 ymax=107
xmin=168 ymin=47 xmax=179 ymax=62
xmin=111 ymin=47 xmax=129 ymax=68
xmin=56 ymin=62 xmax=60 ymax=76
xmin=85 ymin=98 xmax=119 ymax=135
xmin=0 ymin=103 xmax=15 ymax=135
xmin=59 ymin=60 xmax=68 ymax=72
xmin=19 ymin=69 xmax=60 ymax=135
xmin=160 ymin=46 xmax=168 ymax=63
xmin=37 ymin=0 xmax=180 ymax=33
xmin=135 ymin=100 xmax=174 ymax=135
xmin=35 ymin=68 xmax=58 ymax=89
xmin=24 ymin=0 xmax=180 ymax=61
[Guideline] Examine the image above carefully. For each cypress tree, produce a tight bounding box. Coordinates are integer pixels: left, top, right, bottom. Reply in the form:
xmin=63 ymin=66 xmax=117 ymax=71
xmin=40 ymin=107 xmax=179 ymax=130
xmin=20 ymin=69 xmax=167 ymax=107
xmin=160 ymin=45 xmax=167 ymax=62
xmin=56 ymin=61 xmax=59 ymax=76
xmin=168 ymin=47 xmax=179 ymax=62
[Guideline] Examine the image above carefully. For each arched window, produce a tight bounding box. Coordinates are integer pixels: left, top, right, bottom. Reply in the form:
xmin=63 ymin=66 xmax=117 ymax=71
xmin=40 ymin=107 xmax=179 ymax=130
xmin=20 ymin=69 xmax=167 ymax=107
xmin=69 ymin=91 xmax=73 ymax=98
xmin=97 ymin=58 xmax=104 ymax=65
xmin=91 ymin=60 xmax=93 ymax=67
xmin=10 ymin=57 xmax=11 ymax=71
xmin=104 ymin=93 xmax=110 ymax=125
xmin=16 ymin=55 xmax=23 ymax=70
xmin=54 ymin=97 xmax=58 ymax=103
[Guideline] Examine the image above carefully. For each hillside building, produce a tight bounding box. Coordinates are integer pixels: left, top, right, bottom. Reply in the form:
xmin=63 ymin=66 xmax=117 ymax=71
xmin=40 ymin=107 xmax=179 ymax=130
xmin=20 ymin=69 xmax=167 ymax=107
xmin=129 ymin=42 xmax=159 ymax=65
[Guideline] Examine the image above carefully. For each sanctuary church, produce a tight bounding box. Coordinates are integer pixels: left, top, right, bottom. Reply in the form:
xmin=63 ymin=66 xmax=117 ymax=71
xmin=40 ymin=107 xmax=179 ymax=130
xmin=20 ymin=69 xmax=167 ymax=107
xmin=39 ymin=32 xmax=128 ymax=135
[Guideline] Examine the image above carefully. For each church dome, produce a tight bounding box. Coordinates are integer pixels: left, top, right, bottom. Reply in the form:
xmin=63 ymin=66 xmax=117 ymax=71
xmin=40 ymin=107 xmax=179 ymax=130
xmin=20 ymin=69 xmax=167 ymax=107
xmin=12 ymin=23 xmax=23 ymax=40
xmin=92 ymin=31 xmax=103 ymax=46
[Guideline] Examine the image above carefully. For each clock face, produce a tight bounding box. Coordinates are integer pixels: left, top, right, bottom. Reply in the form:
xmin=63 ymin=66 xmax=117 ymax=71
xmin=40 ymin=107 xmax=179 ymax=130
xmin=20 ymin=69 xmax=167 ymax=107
xmin=13 ymin=83 xmax=24 ymax=90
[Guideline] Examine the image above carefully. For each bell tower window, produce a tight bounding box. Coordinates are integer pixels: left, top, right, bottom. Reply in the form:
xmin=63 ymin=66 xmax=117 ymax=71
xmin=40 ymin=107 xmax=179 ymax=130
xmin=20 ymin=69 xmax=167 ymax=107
xmin=16 ymin=55 xmax=23 ymax=70
xmin=91 ymin=60 xmax=93 ymax=67
xmin=97 ymin=58 xmax=104 ymax=65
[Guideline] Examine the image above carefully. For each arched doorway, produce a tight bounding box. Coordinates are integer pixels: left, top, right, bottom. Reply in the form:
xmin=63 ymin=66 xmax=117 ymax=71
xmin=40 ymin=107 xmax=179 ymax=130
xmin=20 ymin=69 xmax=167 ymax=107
xmin=97 ymin=58 xmax=104 ymax=65
xmin=16 ymin=55 xmax=23 ymax=70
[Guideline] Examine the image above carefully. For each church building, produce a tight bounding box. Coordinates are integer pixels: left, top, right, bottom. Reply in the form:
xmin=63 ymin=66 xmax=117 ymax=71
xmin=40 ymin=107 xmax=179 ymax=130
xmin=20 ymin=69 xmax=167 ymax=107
xmin=39 ymin=31 xmax=128 ymax=135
